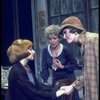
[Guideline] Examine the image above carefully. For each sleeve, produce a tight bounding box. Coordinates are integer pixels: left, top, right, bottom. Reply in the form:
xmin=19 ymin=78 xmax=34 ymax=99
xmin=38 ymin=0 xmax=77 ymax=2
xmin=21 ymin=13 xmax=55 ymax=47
xmin=63 ymin=47 xmax=79 ymax=71
xmin=93 ymin=38 xmax=99 ymax=77
xmin=35 ymin=77 xmax=53 ymax=91
xmin=40 ymin=48 xmax=50 ymax=83
xmin=73 ymin=75 xmax=85 ymax=90
xmin=93 ymin=37 xmax=99 ymax=94
xmin=16 ymin=72 xmax=56 ymax=99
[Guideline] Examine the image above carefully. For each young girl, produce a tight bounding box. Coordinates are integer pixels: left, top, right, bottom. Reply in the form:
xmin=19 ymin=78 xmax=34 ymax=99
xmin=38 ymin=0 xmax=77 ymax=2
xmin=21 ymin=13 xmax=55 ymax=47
xmin=5 ymin=39 xmax=65 ymax=100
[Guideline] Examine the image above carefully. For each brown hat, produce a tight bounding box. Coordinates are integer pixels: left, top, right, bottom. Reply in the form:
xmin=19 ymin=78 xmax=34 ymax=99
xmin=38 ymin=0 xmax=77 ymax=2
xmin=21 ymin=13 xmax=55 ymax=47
xmin=59 ymin=16 xmax=86 ymax=35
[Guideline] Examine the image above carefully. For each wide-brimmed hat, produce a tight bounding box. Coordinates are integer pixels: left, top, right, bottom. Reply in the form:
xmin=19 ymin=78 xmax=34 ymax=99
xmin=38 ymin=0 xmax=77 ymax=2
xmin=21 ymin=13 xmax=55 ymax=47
xmin=59 ymin=16 xmax=86 ymax=35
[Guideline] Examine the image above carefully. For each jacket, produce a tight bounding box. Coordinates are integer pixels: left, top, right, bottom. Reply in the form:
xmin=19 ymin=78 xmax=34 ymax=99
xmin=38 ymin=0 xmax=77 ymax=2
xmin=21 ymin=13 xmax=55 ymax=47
xmin=74 ymin=32 xmax=99 ymax=100
xmin=5 ymin=62 xmax=56 ymax=100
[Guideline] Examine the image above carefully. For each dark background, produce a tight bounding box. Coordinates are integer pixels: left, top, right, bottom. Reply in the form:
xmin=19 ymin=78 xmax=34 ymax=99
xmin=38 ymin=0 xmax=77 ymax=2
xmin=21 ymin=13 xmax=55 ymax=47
xmin=1 ymin=0 xmax=33 ymax=66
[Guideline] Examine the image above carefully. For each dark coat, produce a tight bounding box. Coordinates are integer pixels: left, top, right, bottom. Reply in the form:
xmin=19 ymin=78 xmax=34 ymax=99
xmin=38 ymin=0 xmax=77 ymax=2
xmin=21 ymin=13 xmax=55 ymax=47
xmin=5 ymin=62 xmax=56 ymax=100
xmin=40 ymin=44 xmax=80 ymax=100
xmin=41 ymin=44 xmax=78 ymax=84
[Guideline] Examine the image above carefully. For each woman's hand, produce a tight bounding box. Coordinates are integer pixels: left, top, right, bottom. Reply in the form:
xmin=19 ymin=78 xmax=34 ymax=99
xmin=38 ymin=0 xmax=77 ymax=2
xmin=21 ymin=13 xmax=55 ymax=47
xmin=60 ymin=84 xmax=74 ymax=95
xmin=56 ymin=89 xmax=65 ymax=97
xmin=53 ymin=59 xmax=64 ymax=69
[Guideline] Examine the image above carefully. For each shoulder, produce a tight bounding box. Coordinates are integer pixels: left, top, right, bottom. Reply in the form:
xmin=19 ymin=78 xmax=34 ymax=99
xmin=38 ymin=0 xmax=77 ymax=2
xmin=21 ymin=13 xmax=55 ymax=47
xmin=62 ymin=45 xmax=72 ymax=56
xmin=11 ymin=63 xmax=24 ymax=74
xmin=85 ymin=32 xmax=99 ymax=46
xmin=86 ymin=32 xmax=98 ymax=40
xmin=63 ymin=45 xmax=71 ymax=52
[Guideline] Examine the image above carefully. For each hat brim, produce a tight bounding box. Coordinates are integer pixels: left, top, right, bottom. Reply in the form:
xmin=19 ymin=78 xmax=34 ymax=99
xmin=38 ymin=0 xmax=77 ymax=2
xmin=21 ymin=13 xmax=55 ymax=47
xmin=59 ymin=24 xmax=85 ymax=35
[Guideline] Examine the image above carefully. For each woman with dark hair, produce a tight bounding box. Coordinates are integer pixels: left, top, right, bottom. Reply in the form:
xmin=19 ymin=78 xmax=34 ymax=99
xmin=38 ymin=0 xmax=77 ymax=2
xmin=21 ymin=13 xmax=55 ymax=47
xmin=5 ymin=39 xmax=65 ymax=100
xmin=59 ymin=16 xmax=99 ymax=100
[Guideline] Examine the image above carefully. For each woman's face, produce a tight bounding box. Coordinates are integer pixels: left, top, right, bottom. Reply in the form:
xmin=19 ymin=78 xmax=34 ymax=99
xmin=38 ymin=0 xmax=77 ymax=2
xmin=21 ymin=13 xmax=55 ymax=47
xmin=62 ymin=28 xmax=77 ymax=43
xmin=48 ymin=34 xmax=60 ymax=49
xmin=27 ymin=48 xmax=35 ymax=60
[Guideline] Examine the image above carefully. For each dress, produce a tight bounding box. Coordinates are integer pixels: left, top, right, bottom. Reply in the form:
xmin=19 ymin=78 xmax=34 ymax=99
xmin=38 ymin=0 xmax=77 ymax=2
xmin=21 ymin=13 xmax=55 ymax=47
xmin=5 ymin=62 xmax=57 ymax=100
xmin=41 ymin=43 xmax=80 ymax=100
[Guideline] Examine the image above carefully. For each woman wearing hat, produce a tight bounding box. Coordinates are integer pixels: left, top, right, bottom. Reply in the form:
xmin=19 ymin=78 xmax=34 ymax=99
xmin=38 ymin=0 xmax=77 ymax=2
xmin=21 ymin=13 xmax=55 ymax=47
xmin=5 ymin=39 xmax=67 ymax=100
xmin=40 ymin=25 xmax=80 ymax=100
xmin=59 ymin=16 xmax=99 ymax=100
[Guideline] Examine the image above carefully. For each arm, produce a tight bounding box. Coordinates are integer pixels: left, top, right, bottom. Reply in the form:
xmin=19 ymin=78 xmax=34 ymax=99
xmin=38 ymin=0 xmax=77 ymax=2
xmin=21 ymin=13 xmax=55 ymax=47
xmin=16 ymin=72 xmax=56 ymax=99
xmin=59 ymin=75 xmax=85 ymax=95
xmin=72 ymin=75 xmax=85 ymax=90
xmin=94 ymin=38 xmax=99 ymax=88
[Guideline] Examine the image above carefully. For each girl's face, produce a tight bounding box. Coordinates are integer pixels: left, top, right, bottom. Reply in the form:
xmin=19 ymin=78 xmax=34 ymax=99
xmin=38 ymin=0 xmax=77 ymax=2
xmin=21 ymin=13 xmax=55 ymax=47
xmin=27 ymin=48 xmax=35 ymax=60
xmin=48 ymin=34 xmax=60 ymax=49
xmin=62 ymin=28 xmax=77 ymax=43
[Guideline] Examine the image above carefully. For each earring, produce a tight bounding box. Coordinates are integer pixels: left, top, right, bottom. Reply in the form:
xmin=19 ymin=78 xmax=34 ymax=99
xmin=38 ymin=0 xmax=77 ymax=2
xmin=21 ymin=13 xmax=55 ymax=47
xmin=75 ymin=32 xmax=78 ymax=35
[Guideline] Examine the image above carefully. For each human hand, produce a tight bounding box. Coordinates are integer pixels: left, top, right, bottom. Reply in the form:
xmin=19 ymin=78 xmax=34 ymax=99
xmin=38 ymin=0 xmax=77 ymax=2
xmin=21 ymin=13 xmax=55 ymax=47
xmin=53 ymin=59 xmax=64 ymax=69
xmin=56 ymin=89 xmax=65 ymax=97
xmin=60 ymin=84 xmax=74 ymax=95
